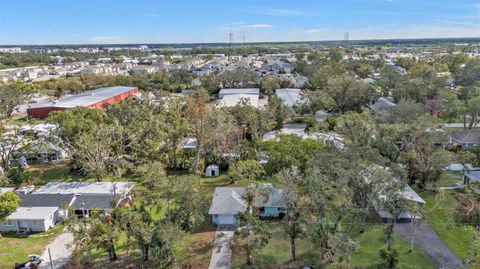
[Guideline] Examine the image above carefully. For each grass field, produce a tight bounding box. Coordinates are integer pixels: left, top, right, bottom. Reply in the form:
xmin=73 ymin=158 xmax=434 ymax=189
xmin=418 ymin=189 xmax=474 ymax=261
xmin=231 ymin=222 xmax=436 ymax=269
xmin=0 ymin=225 xmax=64 ymax=269
xmin=436 ymin=171 xmax=464 ymax=187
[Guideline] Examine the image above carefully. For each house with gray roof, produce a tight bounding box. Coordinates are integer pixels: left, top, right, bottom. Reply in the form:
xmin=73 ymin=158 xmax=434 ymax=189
xmin=450 ymin=130 xmax=480 ymax=149
xmin=208 ymin=185 xmax=285 ymax=225
xmin=0 ymin=207 xmax=58 ymax=233
xmin=464 ymin=169 xmax=480 ymax=184
xmin=275 ymin=88 xmax=301 ymax=108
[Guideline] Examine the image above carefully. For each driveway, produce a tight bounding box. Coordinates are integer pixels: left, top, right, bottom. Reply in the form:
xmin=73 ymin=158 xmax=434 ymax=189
xmin=39 ymin=232 xmax=74 ymax=269
xmin=208 ymin=225 xmax=236 ymax=269
xmin=394 ymin=222 xmax=462 ymax=269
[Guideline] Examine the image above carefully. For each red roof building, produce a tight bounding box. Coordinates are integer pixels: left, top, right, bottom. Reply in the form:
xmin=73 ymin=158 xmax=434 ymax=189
xmin=27 ymin=86 xmax=139 ymax=119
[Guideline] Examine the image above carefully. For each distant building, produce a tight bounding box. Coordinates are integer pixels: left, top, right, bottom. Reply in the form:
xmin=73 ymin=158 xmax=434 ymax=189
xmin=218 ymin=88 xmax=260 ymax=108
xmin=372 ymin=97 xmax=397 ymax=111
xmin=27 ymin=86 xmax=139 ymax=119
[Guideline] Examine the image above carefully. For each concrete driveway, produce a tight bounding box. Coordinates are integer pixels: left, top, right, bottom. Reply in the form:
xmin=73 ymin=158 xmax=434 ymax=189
xmin=208 ymin=225 xmax=236 ymax=269
xmin=394 ymin=222 xmax=462 ymax=269
xmin=39 ymin=232 xmax=74 ymax=269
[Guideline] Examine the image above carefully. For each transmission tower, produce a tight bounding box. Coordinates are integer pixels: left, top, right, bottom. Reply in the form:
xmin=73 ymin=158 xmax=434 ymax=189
xmin=344 ymin=32 xmax=350 ymax=42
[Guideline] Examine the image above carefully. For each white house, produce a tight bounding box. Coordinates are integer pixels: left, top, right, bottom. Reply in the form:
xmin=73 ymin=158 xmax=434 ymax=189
xmin=0 ymin=207 xmax=58 ymax=233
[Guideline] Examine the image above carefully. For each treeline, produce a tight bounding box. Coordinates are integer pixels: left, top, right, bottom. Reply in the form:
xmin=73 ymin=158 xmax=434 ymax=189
xmin=0 ymin=53 xmax=55 ymax=69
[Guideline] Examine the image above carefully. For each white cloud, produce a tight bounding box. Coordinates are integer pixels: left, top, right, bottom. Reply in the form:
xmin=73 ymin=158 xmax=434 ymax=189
xmin=244 ymin=24 xmax=273 ymax=28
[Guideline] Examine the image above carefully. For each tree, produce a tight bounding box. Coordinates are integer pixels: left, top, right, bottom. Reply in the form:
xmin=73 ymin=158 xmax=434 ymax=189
xmin=228 ymin=160 xmax=265 ymax=184
xmin=325 ymin=75 xmax=377 ymax=114
xmin=185 ymin=90 xmax=214 ymax=173
xmin=218 ymin=68 xmax=258 ymax=88
xmin=237 ymin=187 xmax=272 ymax=267
xmin=0 ymin=192 xmax=20 ymax=236
xmin=335 ymin=111 xmax=374 ymax=147
xmin=172 ymin=177 xmax=208 ymax=231
xmin=278 ymin=167 xmax=304 ymax=262
xmin=458 ymin=58 xmax=480 ymax=86
xmin=163 ymin=98 xmax=189 ymax=169
xmin=0 ymin=82 xmax=33 ymax=118
xmin=0 ymin=126 xmax=28 ymax=172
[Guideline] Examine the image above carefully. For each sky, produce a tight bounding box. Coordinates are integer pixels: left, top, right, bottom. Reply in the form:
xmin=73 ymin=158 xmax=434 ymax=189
xmin=0 ymin=0 xmax=479 ymax=45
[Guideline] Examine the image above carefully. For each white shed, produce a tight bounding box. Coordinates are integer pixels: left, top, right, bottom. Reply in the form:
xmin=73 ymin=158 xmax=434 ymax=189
xmin=205 ymin=165 xmax=220 ymax=177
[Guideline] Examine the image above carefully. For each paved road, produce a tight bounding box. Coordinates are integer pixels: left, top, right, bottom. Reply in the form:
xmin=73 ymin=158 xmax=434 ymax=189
xmin=39 ymin=232 xmax=74 ymax=269
xmin=208 ymin=225 xmax=236 ymax=269
xmin=394 ymin=222 xmax=462 ymax=269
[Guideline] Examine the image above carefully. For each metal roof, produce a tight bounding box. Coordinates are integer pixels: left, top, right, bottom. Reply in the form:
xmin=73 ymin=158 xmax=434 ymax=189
xmin=28 ymin=86 xmax=137 ymax=109
xmin=219 ymin=94 xmax=259 ymax=108
xmin=218 ymin=88 xmax=259 ymax=99
xmin=34 ymin=182 xmax=136 ymax=195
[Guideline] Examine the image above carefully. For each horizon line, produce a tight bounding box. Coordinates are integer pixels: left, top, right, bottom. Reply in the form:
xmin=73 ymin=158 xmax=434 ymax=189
xmin=1 ymin=36 xmax=480 ymax=47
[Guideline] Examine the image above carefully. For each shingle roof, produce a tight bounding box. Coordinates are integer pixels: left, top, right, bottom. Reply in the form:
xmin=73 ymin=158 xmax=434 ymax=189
xmin=71 ymin=194 xmax=120 ymax=210
xmin=450 ymin=130 xmax=480 ymax=144
xmin=8 ymin=207 xmax=58 ymax=220
xmin=19 ymin=194 xmax=75 ymax=207
xmin=255 ymin=184 xmax=286 ymax=208
xmin=208 ymin=187 xmax=247 ymax=215
xmin=465 ymin=170 xmax=480 ymax=182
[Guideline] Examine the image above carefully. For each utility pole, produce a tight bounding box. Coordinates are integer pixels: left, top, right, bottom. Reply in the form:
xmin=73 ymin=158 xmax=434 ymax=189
xmin=48 ymin=248 xmax=54 ymax=269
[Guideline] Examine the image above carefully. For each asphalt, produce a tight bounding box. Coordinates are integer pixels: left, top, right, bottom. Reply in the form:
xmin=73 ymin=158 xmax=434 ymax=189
xmin=394 ymin=222 xmax=462 ymax=269
xmin=208 ymin=225 xmax=236 ymax=269
xmin=39 ymin=232 xmax=74 ymax=269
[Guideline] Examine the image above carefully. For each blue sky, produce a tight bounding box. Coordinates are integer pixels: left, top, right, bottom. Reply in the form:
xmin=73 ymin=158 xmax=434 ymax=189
xmin=0 ymin=0 xmax=479 ymax=45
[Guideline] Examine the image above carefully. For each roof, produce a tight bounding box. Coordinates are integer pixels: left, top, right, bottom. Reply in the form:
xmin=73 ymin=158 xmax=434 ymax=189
xmin=218 ymin=88 xmax=259 ymax=98
xmin=19 ymin=193 xmax=75 ymax=207
xmin=401 ymin=185 xmax=426 ymax=204
xmin=373 ymin=97 xmax=396 ymax=111
xmin=219 ymin=94 xmax=259 ymax=108
xmin=208 ymin=187 xmax=247 ymax=215
xmin=0 ymin=187 xmax=15 ymax=195
xmin=28 ymin=86 xmax=137 ymax=109
xmin=450 ymin=130 xmax=480 ymax=144
xmin=275 ymin=88 xmax=301 ymax=107
xmin=71 ymin=194 xmax=120 ymax=210
xmin=465 ymin=170 xmax=480 ymax=182
xmin=255 ymin=184 xmax=286 ymax=208
xmin=34 ymin=182 xmax=136 ymax=195
xmin=8 ymin=207 xmax=57 ymax=220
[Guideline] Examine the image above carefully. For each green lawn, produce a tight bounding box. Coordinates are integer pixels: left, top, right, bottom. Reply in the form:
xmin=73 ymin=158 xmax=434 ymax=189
xmin=231 ymin=222 xmax=436 ymax=269
xmin=0 ymin=225 xmax=64 ymax=269
xmin=437 ymin=171 xmax=464 ymax=187
xmin=418 ymin=189 xmax=474 ymax=261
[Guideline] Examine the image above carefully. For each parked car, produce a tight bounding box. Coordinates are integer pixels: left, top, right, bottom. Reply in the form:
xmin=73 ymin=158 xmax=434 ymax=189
xmin=14 ymin=255 xmax=44 ymax=268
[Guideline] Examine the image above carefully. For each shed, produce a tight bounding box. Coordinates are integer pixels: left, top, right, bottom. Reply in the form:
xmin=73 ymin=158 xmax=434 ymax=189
xmin=206 ymin=165 xmax=220 ymax=177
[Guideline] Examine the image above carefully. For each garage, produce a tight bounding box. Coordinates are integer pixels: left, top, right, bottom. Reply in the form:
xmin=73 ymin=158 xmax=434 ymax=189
xmin=215 ymin=214 xmax=238 ymax=225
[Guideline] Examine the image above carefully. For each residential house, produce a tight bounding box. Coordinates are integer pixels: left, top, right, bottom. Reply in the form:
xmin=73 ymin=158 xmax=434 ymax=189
xmin=0 ymin=207 xmax=58 ymax=233
xmin=464 ymin=169 xmax=480 ymax=184
xmin=449 ymin=130 xmax=480 ymax=149
xmin=208 ymin=184 xmax=286 ymax=225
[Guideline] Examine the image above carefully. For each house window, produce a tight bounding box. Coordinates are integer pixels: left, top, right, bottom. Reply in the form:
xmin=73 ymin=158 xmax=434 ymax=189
xmin=32 ymin=220 xmax=39 ymax=226
xmin=2 ymin=220 xmax=13 ymax=226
